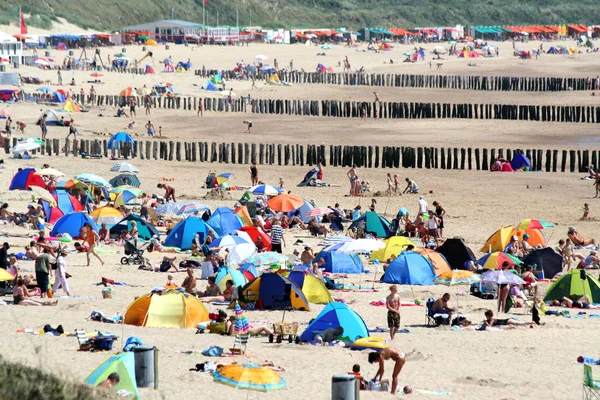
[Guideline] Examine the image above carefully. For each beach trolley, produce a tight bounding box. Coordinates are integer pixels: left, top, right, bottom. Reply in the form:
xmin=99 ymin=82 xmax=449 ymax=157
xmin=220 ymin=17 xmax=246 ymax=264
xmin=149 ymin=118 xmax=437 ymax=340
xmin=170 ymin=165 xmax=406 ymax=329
xmin=271 ymin=321 xmax=300 ymax=344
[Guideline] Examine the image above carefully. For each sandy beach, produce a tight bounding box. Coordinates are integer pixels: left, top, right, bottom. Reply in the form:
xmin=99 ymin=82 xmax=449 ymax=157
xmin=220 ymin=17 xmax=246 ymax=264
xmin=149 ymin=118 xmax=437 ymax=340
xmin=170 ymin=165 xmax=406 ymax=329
xmin=1 ymin=33 xmax=600 ymax=400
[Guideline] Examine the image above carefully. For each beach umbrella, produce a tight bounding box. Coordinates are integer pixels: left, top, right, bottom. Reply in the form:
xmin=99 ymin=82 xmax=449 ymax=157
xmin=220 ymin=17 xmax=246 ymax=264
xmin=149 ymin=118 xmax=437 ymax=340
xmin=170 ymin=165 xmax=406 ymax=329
xmin=109 ymin=174 xmax=140 ymax=188
xmin=110 ymin=185 xmax=138 ymax=194
xmin=34 ymin=168 xmax=64 ymax=177
xmin=177 ymin=202 xmax=210 ymax=215
xmin=335 ymin=238 xmax=385 ymax=254
xmin=213 ymin=363 xmax=286 ymax=392
xmin=0 ymin=268 xmax=14 ymax=281
xmin=435 ymin=270 xmax=481 ymax=286
xmin=255 ymin=55 xmax=268 ymax=61
xmin=234 ymin=301 xmax=251 ymax=334
xmin=244 ymin=252 xmax=287 ymax=267
xmin=114 ymin=187 xmax=143 ymax=207
xmin=0 ymin=109 xmax=12 ymax=117
xmin=307 ymin=207 xmax=334 ymax=217
xmin=216 ymin=173 xmax=233 ymax=185
xmin=90 ymin=72 xmax=103 ymax=77
xmin=36 ymin=87 xmax=51 ymax=93
xmin=228 ymin=243 xmax=257 ymax=265
xmin=119 ymin=87 xmax=137 ymax=97
xmin=12 ymin=141 xmax=40 ymax=153
xmin=156 ymin=202 xmax=184 ymax=215
xmin=481 ymin=270 xmax=525 ymax=286
xmin=56 ymin=179 xmax=88 ymax=190
xmin=110 ymin=162 xmax=139 ymax=173
xmin=74 ymin=173 xmax=111 ymax=188
xmin=477 ymin=252 xmax=523 ymax=270
xmin=211 ymin=234 xmax=251 ymax=248
xmin=137 ymin=87 xmax=151 ymax=96
xmin=515 ymin=219 xmax=554 ymax=231
xmin=267 ymin=193 xmax=304 ymax=212
xmin=34 ymin=59 xmax=50 ymax=66
xmin=89 ymin=206 xmax=124 ymax=228
xmin=249 ymin=184 xmax=284 ymax=196
xmin=29 ymin=186 xmax=56 ymax=207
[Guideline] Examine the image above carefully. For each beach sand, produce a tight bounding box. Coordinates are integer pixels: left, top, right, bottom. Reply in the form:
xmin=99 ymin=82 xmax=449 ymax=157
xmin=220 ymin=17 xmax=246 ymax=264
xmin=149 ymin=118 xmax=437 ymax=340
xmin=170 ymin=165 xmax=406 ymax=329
xmin=0 ymin=33 xmax=599 ymax=399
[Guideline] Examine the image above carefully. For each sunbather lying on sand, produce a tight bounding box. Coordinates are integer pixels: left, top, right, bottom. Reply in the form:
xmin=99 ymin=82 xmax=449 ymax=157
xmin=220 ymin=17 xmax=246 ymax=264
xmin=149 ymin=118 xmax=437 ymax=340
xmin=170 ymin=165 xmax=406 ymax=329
xmin=483 ymin=310 xmax=532 ymax=329
xmin=226 ymin=316 xmax=274 ymax=336
xmin=551 ymin=295 xmax=600 ymax=309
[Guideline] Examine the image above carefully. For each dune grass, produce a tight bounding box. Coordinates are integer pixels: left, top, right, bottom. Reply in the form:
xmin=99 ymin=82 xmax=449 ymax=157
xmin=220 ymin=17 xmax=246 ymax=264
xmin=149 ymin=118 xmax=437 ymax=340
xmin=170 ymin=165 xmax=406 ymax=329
xmin=0 ymin=1 xmax=599 ymax=31
xmin=0 ymin=355 xmax=111 ymax=400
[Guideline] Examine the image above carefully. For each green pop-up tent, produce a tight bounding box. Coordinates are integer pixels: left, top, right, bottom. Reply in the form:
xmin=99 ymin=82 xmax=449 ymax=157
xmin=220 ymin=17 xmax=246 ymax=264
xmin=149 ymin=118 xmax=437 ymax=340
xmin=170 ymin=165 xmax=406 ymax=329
xmin=85 ymin=352 xmax=139 ymax=399
xmin=543 ymin=270 xmax=600 ymax=303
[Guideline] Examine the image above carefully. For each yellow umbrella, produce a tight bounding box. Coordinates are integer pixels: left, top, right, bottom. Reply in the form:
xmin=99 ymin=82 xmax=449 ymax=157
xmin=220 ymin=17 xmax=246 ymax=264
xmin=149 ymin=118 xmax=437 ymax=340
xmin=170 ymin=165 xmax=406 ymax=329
xmin=29 ymin=186 xmax=56 ymax=207
xmin=0 ymin=269 xmax=14 ymax=281
xmin=213 ymin=363 xmax=286 ymax=392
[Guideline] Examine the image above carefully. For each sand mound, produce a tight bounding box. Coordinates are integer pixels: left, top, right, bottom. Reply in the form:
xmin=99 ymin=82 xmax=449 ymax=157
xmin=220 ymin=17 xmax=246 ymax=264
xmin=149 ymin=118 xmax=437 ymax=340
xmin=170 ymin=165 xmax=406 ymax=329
xmin=203 ymin=188 xmax=233 ymax=200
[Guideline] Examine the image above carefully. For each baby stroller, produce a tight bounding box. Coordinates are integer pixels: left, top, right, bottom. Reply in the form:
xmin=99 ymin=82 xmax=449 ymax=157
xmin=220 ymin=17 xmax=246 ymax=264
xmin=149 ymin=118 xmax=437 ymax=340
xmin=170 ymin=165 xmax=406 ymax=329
xmin=120 ymin=238 xmax=147 ymax=265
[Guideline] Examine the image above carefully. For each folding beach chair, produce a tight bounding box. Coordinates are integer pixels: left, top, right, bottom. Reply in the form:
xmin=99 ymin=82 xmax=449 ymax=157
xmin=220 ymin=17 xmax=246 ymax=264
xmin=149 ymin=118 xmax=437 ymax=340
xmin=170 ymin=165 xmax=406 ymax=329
xmin=229 ymin=334 xmax=249 ymax=355
xmin=425 ymin=298 xmax=449 ymax=327
xmin=76 ymin=329 xmax=91 ymax=351
xmin=583 ymin=364 xmax=600 ymax=399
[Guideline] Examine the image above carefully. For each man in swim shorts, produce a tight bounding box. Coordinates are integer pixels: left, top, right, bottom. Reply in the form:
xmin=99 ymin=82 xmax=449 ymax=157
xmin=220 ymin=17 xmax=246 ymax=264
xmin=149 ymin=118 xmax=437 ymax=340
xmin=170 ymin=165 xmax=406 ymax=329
xmin=386 ymin=285 xmax=401 ymax=340
xmin=347 ymin=164 xmax=358 ymax=195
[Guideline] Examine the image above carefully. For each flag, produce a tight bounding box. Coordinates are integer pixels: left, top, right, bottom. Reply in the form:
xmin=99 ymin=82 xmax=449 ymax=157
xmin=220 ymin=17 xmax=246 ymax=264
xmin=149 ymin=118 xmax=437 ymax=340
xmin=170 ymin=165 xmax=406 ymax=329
xmin=19 ymin=7 xmax=27 ymax=35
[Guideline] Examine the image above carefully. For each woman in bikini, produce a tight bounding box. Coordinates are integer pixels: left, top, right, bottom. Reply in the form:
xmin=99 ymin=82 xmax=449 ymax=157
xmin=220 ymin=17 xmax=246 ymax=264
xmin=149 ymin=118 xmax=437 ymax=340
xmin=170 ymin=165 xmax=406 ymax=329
xmin=13 ymin=278 xmax=57 ymax=306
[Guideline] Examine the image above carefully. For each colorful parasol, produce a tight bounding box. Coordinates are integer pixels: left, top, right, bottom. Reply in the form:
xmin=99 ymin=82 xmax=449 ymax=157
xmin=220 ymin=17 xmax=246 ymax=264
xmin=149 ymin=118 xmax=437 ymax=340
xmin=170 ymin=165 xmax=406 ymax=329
xmin=177 ymin=202 xmax=210 ymax=215
xmin=307 ymin=207 xmax=334 ymax=217
xmin=74 ymin=173 xmax=111 ymax=188
xmin=477 ymin=252 xmax=523 ymax=270
xmin=515 ymin=219 xmax=554 ymax=231
xmin=114 ymin=188 xmax=143 ymax=207
xmin=155 ymin=202 xmax=184 ymax=215
xmin=110 ymin=162 xmax=139 ymax=173
xmin=481 ymin=270 xmax=525 ymax=285
xmin=234 ymin=301 xmax=251 ymax=334
xmin=56 ymin=179 xmax=88 ymax=190
xmin=216 ymin=173 xmax=233 ymax=185
xmin=211 ymin=235 xmax=251 ymax=248
xmin=267 ymin=193 xmax=304 ymax=212
xmin=243 ymin=252 xmax=287 ymax=266
xmin=335 ymin=238 xmax=385 ymax=254
xmin=434 ymin=270 xmax=481 ymax=286
xmin=249 ymin=184 xmax=284 ymax=196
xmin=213 ymin=363 xmax=286 ymax=392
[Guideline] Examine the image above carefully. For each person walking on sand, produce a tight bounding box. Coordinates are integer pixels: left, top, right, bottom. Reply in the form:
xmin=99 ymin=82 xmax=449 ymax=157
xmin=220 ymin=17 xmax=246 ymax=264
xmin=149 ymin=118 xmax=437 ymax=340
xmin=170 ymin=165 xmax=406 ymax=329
xmin=40 ymin=114 xmax=48 ymax=141
xmin=57 ymin=68 xmax=62 ymax=85
xmin=368 ymin=347 xmax=406 ymax=395
xmin=157 ymin=183 xmax=176 ymax=202
xmin=145 ymin=95 xmax=151 ymax=115
xmin=386 ymin=285 xmax=401 ymax=340
xmin=84 ymin=223 xmax=104 ymax=266
xmin=394 ymin=174 xmax=401 ymax=194
xmin=129 ymin=97 xmax=136 ymax=118
xmin=347 ymin=164 xmax=358 ymax=196
xmin=432 ymin=201 xmax=446 ymax=238
xmin=386 ymin=173 xmax=394 ymax=194
xmin=52 ymin=249 xmax=71 ymax=296
xmin=251 ymin=77 xmax=256 ymax=90
xmin=249 ymin=160 xmax=258 ymax=186
xmin=197 ymin=98 xmax=203 ymax=117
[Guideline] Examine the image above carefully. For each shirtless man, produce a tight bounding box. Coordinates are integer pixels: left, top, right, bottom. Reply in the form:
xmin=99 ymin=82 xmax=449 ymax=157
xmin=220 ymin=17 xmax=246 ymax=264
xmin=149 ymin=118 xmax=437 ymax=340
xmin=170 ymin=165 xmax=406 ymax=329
xmin=181 ymin=268 xmax=197 ymax=295
xmin=300 ymin=245 xmax=314 ymax=266
xmin=432 ymin=293 xmax=455 ymax=320
xmin=347 ymin=164 xmax=358 ymax=196
xmin=140 ymin=193 xmax=151 ymax=220
xmin=551 ymin=295 xmax=600 ymax=309
xmin=386 ymin=285 xmax=401 ymax=340
xmin=157 ymin=183 xmax=176 ymax=202
xmin=97 ymin=373 xmax=120 ymax=389
xmin=368 ymin=347 xmax=406 ymax=395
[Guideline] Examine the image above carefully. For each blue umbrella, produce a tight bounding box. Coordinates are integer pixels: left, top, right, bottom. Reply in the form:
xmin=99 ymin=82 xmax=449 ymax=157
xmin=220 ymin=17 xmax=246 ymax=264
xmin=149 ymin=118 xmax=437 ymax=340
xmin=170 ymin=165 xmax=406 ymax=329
xmin=210 ymin=235 xmax=250 ymax=248
xmin=249 ymin=184 xmax=284 ymax=196
xmin=36 ymin=87 xmax=51 ymax=93
xmin=156 ymin=202 xmax=184 ymax=215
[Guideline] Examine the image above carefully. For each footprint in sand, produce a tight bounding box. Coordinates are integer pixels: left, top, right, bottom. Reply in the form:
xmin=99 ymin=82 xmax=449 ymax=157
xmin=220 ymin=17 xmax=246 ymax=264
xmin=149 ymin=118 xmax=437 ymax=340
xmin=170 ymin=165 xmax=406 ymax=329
xmin=455 ymin=376 xmax=507 ymax=388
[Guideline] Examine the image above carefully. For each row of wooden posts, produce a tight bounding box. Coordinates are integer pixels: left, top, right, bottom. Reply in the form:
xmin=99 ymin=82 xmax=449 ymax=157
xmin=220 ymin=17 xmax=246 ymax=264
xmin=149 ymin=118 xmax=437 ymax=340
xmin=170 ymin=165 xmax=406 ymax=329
xmin=6 ymin=137 xmax=594 ymax=174
xmin=32 ymin=92 xmax=600 ymax=124
xmin=194 ymin=68 xmax=598 ymax=92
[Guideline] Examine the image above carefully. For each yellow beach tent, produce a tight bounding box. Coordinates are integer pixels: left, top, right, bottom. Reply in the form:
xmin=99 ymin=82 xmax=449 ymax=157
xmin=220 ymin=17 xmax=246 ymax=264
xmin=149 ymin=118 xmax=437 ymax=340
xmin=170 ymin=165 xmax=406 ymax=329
xmin=481 ymin=226 xmax=546 ymax=252
xmin=370 ymin=236 xmax=418 ymax=261
xmin=123 ymin=289 xmax=209 ymax=328
xmin=281 ymin=270 xmax=333 ymax=304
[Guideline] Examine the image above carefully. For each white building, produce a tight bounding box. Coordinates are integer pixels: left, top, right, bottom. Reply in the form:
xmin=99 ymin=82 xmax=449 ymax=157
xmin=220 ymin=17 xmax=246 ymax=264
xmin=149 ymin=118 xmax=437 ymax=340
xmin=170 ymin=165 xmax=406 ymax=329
xmin=122 ymin=20 xmax=204 ymax=43
xmin=0 ymin=33 xmax=22 ymax=65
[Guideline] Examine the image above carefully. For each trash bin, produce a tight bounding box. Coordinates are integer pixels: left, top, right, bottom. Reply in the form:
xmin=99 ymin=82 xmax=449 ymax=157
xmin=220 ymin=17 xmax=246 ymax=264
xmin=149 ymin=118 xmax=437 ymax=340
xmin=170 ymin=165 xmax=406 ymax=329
xmin=133 ymin=345 xmax=158 ymax=389
xmin=142 ymin=46 xmax=147 ymax=52
xmin=44 ymin=50 xmax=51 ymax=57
xmin=121 ymin=47 xmax=126 ymax=53
xmin=165 ymin=45 xmax=170 ymax=50
xmin=68 ymin=50 xmax=74 ymax=56
xmin=332 ymin=374 xmax=359 ymax=400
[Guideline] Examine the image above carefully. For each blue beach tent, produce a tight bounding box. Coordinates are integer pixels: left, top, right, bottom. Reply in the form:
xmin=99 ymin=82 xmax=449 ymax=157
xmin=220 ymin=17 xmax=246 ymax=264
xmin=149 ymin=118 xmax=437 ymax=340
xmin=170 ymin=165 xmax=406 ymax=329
xmin=381 ymin=251 xmax=435 ymax=285
xmin=300 ymin=303 xmax=369 ymax=342
xmin=313 ymin=249 xmax=364 ymax=274
xmin=164 ymin=216 xmax=215 ymax=250
xmin=51 ymin=212 xmax=98 ymax=237
xmin=207 ymin=207 xmax=244 ymax=236
xmin=107 ymin=132 xmax=135 ymax=150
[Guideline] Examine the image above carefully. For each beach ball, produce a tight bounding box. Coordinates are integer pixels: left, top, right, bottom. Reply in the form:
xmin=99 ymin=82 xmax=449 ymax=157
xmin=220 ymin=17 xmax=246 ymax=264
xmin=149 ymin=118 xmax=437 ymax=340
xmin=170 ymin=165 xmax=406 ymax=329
xmin=414 ymin=298 xmax=421 ymax=305
xmin=403 ymin=386 xmax=413 ymax=394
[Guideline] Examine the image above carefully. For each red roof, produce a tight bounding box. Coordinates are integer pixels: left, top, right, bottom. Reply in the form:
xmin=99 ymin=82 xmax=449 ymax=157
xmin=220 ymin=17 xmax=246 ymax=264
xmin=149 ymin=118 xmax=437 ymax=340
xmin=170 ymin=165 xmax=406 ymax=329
xmin=568 ymin=25 xmax=586 ymax=33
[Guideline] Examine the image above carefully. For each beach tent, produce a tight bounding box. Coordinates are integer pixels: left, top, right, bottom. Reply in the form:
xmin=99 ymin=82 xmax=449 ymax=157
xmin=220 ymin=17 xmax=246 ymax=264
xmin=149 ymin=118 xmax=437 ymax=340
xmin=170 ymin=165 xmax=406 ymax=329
xmin=57 ymin=42 xmax=68 ymax=50
xmin=411 ymin=49 xmax=425 ymax=61
xmin=235 ymin=273 xmax=309 ymax=311
xmin=287 ymin=200 xmax=315 ymax=223
xmin=419 ymin=249 xmax=451 ymax=276
xmin=164 ymin=216 xmax=214 ymax=250
xmin=522 ymin=248 xmax=563 ymax=279
xmin=300 ymin=303 xmax=368 ymax=342
xmin=210 ymin=74 xmax=223 ymax=84
xmin=436 ymin=238 xmax=476 ymax=270
xmin=9 ymin=168 xmax=46 ymax=190
xmin=110 ymin=213 xmax=159 ymax=241
xmin=481 ymin=226 xmax=546 ymax=252
xmin=510 ymin=153 xmax=532 ymax=170
xmin=370 ymin=236 xmax=418 ymax=261
xmin=52 ymin=91 xmax=66 ymax=103
xmin=85 ymin=352 xmax=139 ymax=400
xmin=268 ymin=73 xmax=282 ymax=85
xmin=41 ymin=190 xmax=84 ymax=224
xmin=207 ymin=207 xmax=244 ymax=236
xmin=239 ymin=263 xmax=259 ymax=281
xmin=239 ymin=226 xmax=272 ymax=251
xmin=110 ymin=174 xmax=140 ymax=188
xmin=285 ymin=270 xmax=333 ymax=304
xmin=145 ymin=64 xmax=155 ymax=74
xmin=381 ymin=251 xmax=435 ymax=285
xmin=39 ymin=110 xmax=62 ymax=126
xmin=313 ymin=249 xmax=364 ymax=274
xmin=107 ymin=132 xmax=135 ymax=150
xmin=124 ymin=289 xmax=209 ymax=328
xmin=215 ymin=266 xmax=247 ymax=291
xmin=297 ymin=168 xmax=319 ymax=187
xmin=63 ymin=98 xmax=81 ymax=112
xmin=349 ymin=211 xmax=391 ymax=238
xmin=51 ymin=212 xmax=98 ymax=237
xmin=163 ymin=63 xmax=175 ymax=72
xmin=234 ymin=205 xmax=253 ymax=227
xmin=206 ymin=81 xmax=218 ymax=91
xmin=543 ymin=270 xmax=600 ymax=303
xmin=89 ymin=206 xmax=124 ymax=228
